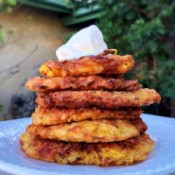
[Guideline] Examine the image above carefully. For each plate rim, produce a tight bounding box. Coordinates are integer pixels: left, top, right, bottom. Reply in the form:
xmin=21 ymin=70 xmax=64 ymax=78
xmin=0 ymin=114 xmax=175 ymax=175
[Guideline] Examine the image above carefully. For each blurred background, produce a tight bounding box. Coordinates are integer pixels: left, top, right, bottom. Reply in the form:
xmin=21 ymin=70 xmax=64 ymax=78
xmin=0 ymin=0 xmax=175 ymax=120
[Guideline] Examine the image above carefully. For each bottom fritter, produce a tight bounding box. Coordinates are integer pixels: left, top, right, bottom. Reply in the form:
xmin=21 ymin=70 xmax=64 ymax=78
xmin=20 ymin=132 xmax=154 ymax=166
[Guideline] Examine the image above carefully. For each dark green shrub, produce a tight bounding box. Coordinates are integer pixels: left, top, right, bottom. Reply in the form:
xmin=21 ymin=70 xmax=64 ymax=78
xmin=98 ymin=0 xmax=175 ymax=117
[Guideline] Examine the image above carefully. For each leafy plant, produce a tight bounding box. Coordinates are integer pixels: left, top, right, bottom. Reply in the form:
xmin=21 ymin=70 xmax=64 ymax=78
xmin=0 ymin=24 xmax=3 ymax=42
xmin=96 ymin=0 xmax=175 ymax=117
xmin=0 ymin=0 xmax=16 ymax=43
xmin=0 ymin=0 xmax=17 ymax=13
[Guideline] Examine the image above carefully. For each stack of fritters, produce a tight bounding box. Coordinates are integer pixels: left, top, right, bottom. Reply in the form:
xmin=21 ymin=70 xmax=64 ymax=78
xmin=20 ymin=49 xmax=161 ymax=166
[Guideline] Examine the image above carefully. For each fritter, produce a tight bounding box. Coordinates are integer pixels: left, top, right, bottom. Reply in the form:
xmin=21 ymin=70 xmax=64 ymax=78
xmin=97 ymin=49 xmax=118 ymax=56
xmin=32 ymin=107 xmax=143 ymax=125
xmin=20 ymin=132 xmax=154 ymax=166
xmin=26 ymin=118 xmax=147 ymax=143
xmin=36 ymin=88 xmax=161 ymax=109
xmin=39 ymin=54 xmax=134 ymax=77
xmin=26 ymin=76 xmax=141 ymax=92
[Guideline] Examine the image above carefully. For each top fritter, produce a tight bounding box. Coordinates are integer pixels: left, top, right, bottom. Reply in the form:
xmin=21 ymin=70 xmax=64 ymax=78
xmin=39 ymin=49 xmax=134 ymax=77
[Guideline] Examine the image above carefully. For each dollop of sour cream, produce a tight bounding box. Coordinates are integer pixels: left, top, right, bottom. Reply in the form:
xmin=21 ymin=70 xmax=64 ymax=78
xmin=56 ymin=25 xmax=107 ymax=61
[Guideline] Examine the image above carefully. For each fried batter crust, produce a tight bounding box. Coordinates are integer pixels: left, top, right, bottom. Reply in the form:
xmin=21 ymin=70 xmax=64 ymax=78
xmin=26 ymin=118 xmax=147 ymax=143
xmin=36 ymin=88 xmax=161 ymax=108
xmin=20 ymin=133 xmax=154 ymax=166
xmin=32 ymin=107 xmax=143 ymax=125
xmin=39 ymin=54 xmax=134 ymax=77
xmin=26 ymin=76 xmax=141 ymax=92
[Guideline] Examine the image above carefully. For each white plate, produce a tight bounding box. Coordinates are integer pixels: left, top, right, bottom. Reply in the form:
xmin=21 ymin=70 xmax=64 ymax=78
xmin=0 ymin=114 xmax=175 ymax=175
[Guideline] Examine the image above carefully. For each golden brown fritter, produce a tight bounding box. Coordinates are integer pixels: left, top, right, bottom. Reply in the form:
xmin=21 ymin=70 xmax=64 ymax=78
xmin=36 ymin=88 xmax=161 ymax=109
xmin=26 ymin=118 xmax=147 ymax=143
xmin=97 ymin=49 xmax=118 ymax=56
xmin=20 ymin=132 xmax=154 ymax=166
xmin=39 ymin=54 xmax=134 ymax=77
xmin=32 ymin=107 xmax=143 ymax=125
xmin=26 ymin=76 xmax=141 ymax=92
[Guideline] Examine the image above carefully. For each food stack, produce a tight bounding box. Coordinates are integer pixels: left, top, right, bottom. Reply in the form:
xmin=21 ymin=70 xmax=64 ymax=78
xmin=20 ymin=48 xmax=161 ymax=166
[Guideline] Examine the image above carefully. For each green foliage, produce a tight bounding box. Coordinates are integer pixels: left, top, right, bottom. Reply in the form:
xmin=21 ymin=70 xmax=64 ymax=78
xmin=0 ymin=25 xmax=14 ymax=43
xmin=0 ymin=0 xmax=16 ymax=43
xmin=0 ymin=31 xmax=3 ymax=42
xmin=97 ymin=0 xmax=175 ymax=116
xmin=0 ymin=0 xmax=17 ymax=12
